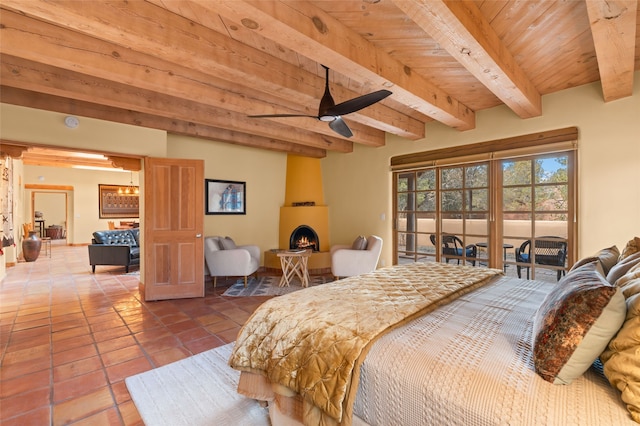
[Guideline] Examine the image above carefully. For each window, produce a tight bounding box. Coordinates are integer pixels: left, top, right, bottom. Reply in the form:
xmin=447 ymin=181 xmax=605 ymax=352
xmin=392 ymin=128 xmax=577 ymax=282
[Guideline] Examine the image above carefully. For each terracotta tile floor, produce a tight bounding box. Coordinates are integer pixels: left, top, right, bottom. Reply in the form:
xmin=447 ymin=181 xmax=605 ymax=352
xmin=0 ymin=242 xmax=274 ymax=425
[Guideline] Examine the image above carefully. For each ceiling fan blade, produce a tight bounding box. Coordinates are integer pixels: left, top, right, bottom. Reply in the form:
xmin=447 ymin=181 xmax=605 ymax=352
xmin=248 ymin=113 xmax=316 ymax=118
xmin=327 ymin=89 xmax=392 ymax=116
xmin=329 ymin=116 xmax=353 ymax=138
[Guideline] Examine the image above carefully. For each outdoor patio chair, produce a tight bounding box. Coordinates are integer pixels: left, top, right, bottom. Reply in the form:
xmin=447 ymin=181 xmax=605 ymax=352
xmin=515 ymin=236 xmax=567 ymax=281
xmin=430 ymin=234 xmax=477 ymax=266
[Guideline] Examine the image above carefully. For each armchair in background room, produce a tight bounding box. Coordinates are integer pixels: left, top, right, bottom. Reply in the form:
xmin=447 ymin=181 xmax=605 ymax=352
xmin=430 ymin=234 xmax=477 ymax=266
xmin=330 ymin=235 xmax=383 ymax=279
xmin=204 ymin=236 xmax=260 ymax=287
xmin=515 ymin=236 xmax=567 ymax=281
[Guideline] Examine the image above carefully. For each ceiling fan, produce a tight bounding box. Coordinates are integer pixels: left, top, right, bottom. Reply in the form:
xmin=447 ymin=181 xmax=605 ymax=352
xmin=248 ymin=65 xmax=392 ymax=138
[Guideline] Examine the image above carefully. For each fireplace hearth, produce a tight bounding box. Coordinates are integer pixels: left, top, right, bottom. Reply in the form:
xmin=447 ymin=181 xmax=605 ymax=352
xmin=289 ymin=225 xmax=319 ymax=251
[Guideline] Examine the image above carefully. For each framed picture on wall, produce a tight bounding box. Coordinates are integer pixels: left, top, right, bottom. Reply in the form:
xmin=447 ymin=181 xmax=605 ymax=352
xmin=205 ymin=179 xmax=246 ymax=215
xmin=98 ymin=184 xmax=140 ymax=218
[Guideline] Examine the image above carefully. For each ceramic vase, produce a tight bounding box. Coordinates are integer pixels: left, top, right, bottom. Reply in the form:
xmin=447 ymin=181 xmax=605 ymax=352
xmin=22 ymin=231 xmax=42 ymax=262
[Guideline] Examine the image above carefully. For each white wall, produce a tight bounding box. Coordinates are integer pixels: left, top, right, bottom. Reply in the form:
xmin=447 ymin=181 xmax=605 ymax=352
xmin=33 ymin=191 xmax=67 ymax=232
xmin=323 ymin=73 xmax=640 ymax=268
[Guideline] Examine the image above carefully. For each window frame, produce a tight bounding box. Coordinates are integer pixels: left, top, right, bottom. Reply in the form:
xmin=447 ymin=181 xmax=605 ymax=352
xmin=391 ymin=128 xmax=578 ymax=276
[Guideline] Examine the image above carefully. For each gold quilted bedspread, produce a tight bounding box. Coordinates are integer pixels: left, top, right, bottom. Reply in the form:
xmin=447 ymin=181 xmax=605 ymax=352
xmin=228 ymin=262 xmax=502 ymax=425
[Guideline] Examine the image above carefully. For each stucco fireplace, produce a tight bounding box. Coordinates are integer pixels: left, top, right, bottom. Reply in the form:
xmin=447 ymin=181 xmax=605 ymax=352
xmin=264 ymin=155 xmax=331 ymax=271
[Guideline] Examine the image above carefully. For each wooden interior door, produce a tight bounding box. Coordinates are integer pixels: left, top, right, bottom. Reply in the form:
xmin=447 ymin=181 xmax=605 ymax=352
xmin=143 ymin=157 xmax=204 ymax=301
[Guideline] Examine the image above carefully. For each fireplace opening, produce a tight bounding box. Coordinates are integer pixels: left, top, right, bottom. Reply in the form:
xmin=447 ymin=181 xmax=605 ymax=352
xmin=289 ymin=225 xmax=319 ymax=251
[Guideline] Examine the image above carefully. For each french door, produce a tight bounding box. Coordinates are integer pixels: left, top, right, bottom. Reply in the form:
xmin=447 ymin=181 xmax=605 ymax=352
xmin=500 ymin=154 xmax=573 ymax=280
xmin=395 ymin=162 xmax=489 ymax=267
xmin=394 ymin=151 xmax=575 ymax=281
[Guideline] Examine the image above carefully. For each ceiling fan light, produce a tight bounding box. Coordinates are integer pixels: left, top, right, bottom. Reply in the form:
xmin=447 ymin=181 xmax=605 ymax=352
xmin=318 ymin=115 xmax=335 ymax=122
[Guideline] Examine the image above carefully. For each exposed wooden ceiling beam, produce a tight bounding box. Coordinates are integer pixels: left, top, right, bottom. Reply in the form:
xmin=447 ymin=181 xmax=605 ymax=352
xmin=0 ymin=9 xmax=377 ymax=147
xmin=152 ymin=0 xmax=475 ymax=130
xmin=392 ymin=0 xmax=541 ymax=118
xmin=585 ymin=0 xmax=638 ymax=102
xmin=0 ymin=141 xmax=134 ymax=169
xmin=108 ymin=156 xmax=142 ymax=171
xmin=0 ymin=54 xmax=353 ymax=153
xmin=0 ymin=86 xmax=328 ymax=158
xmin=0 ymin=0 xmax=633 ymax=161
xmin=0 ymin=142 xmax=30 ymax=158
xmin=0 ymin=0 xmax=421 ymax=141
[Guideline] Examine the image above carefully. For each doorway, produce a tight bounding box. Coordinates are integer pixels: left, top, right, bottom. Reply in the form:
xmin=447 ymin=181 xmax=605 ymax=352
xmin=31 ymin=190 xmax=69 ymax=241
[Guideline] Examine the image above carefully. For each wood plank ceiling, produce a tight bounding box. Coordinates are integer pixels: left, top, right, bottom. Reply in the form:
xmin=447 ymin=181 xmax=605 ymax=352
xmin=1 ymin=0 xmax=638 ymax=160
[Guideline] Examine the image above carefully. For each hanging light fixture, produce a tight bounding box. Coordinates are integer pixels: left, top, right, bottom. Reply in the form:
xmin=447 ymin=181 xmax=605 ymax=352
xmin=118 ymin=171 xmax=139 ymax=195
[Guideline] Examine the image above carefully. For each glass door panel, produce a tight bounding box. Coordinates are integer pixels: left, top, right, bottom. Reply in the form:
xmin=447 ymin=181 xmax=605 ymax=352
xmin=395 ymin=171 xmax=436 ymax=264
xmin=438 ymin=163 xmax=489 ymax=266
xmin=503 ymin=155 xmax=570 ymax=281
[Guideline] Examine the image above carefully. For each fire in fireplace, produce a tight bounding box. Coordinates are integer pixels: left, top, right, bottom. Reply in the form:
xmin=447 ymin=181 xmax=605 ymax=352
xmin=289 ymin=225 xmax=319 ymax=251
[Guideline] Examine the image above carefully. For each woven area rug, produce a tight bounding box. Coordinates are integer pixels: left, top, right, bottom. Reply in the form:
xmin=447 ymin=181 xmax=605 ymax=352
xmin=222 ymin=275 xmax=333 ymax=297
xmin=125 ymin=343 xmax=269 ymax=426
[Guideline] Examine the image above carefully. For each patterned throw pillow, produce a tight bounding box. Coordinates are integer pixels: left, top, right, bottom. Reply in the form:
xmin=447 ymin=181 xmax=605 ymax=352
xmin=532 ymin=260 xmax=626 ymax=385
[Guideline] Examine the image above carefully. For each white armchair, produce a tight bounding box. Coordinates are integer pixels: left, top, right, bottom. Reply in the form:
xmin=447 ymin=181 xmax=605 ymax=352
xmin=204 ymin=236 xmax=260 ymax=287
xmin=330 ymin=235 xmax=383 ymax=279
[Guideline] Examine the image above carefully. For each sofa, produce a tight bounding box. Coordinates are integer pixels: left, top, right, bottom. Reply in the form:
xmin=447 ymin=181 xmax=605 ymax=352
xmin=88 ymin=229 xmax=140 ymax=273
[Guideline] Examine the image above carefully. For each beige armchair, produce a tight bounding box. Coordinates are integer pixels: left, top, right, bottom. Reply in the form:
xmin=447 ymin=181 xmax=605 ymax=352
xmin=204 ymin=236 xmax=260 ymax=287
xmin=330 ymin=235 xmax=383 ymax=279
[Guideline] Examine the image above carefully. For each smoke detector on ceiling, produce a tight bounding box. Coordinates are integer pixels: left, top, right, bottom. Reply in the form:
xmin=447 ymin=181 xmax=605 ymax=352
xmin=64 ymin=116 xmax=79 ymax=129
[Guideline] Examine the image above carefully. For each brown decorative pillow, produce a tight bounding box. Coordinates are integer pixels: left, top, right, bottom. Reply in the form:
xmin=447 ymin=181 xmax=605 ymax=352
xmin=620 ymin=237 xmax=640 ymax=261
xmin=570 ymin=246 xmax=620 ymax=275
xmin=569 ymin=256 xmax=603 ymax=274
xmin=351 ymin=236 xmax=368 ymax=251
xmin=607 ymin=251 xmax=640 ymax=286
xmin=594 ymin=245 xmax=621 ymax=275
xmin=601 ymin=276 xmax=640 ymax=422
xmin=532 ymin=260 xmax=626 ymax=385
xmin=220 ymin=236 xmax=237 ymax=250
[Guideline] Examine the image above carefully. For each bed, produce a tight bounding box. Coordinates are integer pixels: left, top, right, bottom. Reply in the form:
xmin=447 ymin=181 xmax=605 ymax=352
xmin=229 ymin=240 xmax=640 ymax=425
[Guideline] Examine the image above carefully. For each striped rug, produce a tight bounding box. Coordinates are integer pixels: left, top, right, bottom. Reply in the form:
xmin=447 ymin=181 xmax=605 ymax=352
xmin=222 ymin=274 xmax=333 ymax=296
